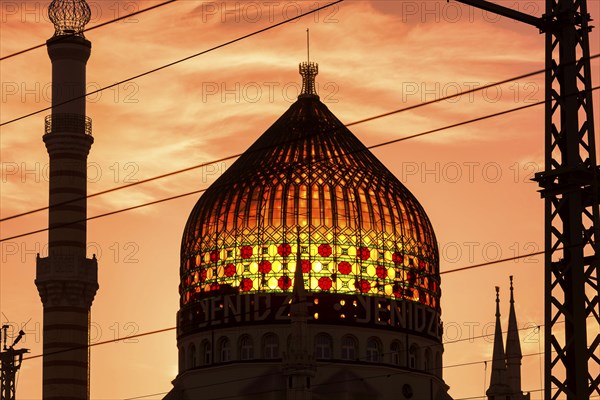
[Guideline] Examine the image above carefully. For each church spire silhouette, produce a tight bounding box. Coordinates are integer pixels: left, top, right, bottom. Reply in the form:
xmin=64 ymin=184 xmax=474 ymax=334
xmin=506 ymin=277 xmax=531 ymax=400
xmin=486 ymin=280 xmax=531 ymax=400
xmin=486 ymin=287 xmax=511 ymax=399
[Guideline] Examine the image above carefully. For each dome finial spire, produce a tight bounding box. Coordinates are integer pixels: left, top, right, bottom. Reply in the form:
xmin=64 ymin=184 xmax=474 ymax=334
xmin=307 ymin=28 xmax=310 ymax=64
xmin=299 ymin=29 xmax=318 ymax=98
xmin=48 ymin=0 xmax=91 ymax=38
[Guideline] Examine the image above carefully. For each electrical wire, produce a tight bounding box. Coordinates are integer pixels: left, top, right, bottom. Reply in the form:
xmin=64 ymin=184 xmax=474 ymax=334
xmin=2 ymin=53 xmax=598 ymax=223
xmin=0 ymin=0 xmax=344 ymax=128
xmin=122 ymin=342 xmax=600 ymax=400
xmin=20 ymin=314 xmax=549 ymax=399
xmin=2 ymin=3 xmax=597 ymax=396
xmin=118 ymin=347 xmax=565 ymax=400
xmin=23 ymin=273 xmax=562 ymax=363
xmin=3 ymin=84 xmax=599 ymax=242
xmin=0 ymin=0 xmax=180 ymax=61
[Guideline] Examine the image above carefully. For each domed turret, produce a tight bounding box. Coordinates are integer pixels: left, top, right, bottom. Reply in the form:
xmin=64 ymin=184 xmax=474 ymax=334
xmin=167 ymin=62 xmax=451 ymax=400
xmin=48 ymin=0 xmax=91 ymax=37
xmin=179 ymin=64 xmax=440 ymax=332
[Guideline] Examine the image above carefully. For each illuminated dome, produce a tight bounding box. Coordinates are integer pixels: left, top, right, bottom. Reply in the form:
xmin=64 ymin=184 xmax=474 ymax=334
xmin=179 ymin=63 xmax=440 ymax=339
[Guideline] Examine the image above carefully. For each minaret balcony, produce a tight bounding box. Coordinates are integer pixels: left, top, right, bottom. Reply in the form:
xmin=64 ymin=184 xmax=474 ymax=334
xmin=45 ymin=113 xmax=92 ymax=136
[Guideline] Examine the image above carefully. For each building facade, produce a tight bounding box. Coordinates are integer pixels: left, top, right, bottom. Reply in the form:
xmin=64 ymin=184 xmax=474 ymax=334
xmin=164 ymin=62 xmax=453 ymax=400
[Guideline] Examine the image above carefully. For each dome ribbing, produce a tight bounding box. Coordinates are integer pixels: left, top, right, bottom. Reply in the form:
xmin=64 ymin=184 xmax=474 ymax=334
xmin=179 ymin=92 xmax=440 ymax=331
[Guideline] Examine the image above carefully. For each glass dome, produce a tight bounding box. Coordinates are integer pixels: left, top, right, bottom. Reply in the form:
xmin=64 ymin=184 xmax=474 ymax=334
xmin=180 ymin=81 xmax=440 ymax=323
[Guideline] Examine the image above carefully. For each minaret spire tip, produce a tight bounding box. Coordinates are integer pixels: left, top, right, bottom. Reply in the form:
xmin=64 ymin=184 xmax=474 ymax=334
xmin=48 ymin=0 xmax=91 ymax=38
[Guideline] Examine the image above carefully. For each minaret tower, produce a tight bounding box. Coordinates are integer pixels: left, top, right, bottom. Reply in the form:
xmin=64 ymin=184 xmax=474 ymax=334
xmin=283 ymin=231 xmax=316 ymax=400
xmin=35 ymin=1 xmax=98 ymax=399
xmin=486 ymin=287 xmax=512 ymax=399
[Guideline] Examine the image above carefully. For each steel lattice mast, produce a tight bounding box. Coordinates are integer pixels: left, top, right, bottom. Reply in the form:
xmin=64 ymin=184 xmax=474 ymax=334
xmin=536 ymin=0 xmax=599 ymax=398
xmin=453 ymin=0 xmax=599 ymax=398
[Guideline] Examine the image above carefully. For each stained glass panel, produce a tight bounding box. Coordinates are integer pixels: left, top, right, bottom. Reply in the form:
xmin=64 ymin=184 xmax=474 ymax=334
xmin=180 ymin=96 xmax=441 ymax=318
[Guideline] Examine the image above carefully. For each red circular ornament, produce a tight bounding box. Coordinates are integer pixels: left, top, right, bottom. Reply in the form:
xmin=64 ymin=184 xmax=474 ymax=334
xmin=301 ymin=260 xmax=311 ymax=273
xmin=357 ymin=247 xmax=370 ymax=260
xmin=200 ymin=269 xmax=207 ymax=282
xmin=210 ymin=282 xmax=220 ymax=291
xmin=277 ymin=243 xmax=292 ymax=257
xmin=418 ymin=259 xmax=426 ymax=270
xmin=278 ymin=276 xmax=292 ymax=290
xmin=358 ymin=279 xmax=371 ymax=293
xmin=375 ymin=265 xmax=387 ymax=279
xmin=318 ymin=244 xmax=332 ymax=257
xmin=338 ymin=261 xmax=352 ymax=275
xmin=258 ymin=260 xmax=272 ymax=274
xmin=318 ymin=277 xmax=333 ymax=290
xmin=240 ymin=246 xmax=253 ymax=259
xmin=240 ymin=278 xmax=253 ymax=291
xmin=224 ymin=263 xmax=236 ymax=277
xmin=393 ymin=284 xmax=403 ymax=298
xmin=392 ymin=252 xmax=404 ymax=265
xmin=210 ymin=250 xmax=220 ymax=263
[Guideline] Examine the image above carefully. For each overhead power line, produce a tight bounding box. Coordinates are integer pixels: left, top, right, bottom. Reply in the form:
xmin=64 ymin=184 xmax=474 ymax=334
xmin=0 ymin=0 xmax=344 ymax=128
xmin=22 ymin=251 xmax=557 ymax=363
xmin=2 ymin=85 xmax=598 ymax=242
xmin=23 ymin=303 xmax=557 ymax=400
xmin=119 ymin=344 xmax=568 ymax=400
xmin=0 ymin=0 xmax=179 ymax=61
xmin=2 ymin=53 xmax=598 ymax=224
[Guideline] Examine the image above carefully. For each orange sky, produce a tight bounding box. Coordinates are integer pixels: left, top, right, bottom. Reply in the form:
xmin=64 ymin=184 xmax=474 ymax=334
xmin=1 ymin=0 xmax=599 ymax=398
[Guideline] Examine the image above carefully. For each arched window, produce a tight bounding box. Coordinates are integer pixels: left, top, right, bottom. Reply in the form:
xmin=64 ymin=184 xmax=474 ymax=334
xmin=390 ymin=341 xmax=403 ymax=365
xmin=424 ymin=348 xmax=432 ymax=373
xmin=239 ymin=335 xmax=254 ymax=360
xmin=409 ymin=344 xmax=419 ymax=369
xmin=263 ymin=333 xmax=279 ymax=359
xmin=366 ymin=338 xmax=381 ymax=362
xmin=201 ymin=340 xmax=212 ymax=365
xmin=341 ymin=335 xmax=357 ymax=360
xmin=188 ymin=343 xmax=197 ymax=368
xmin=218 ymin=337 xmax=231 ymax=362
xmin=314 ymin=333 xmax=333 ymax=359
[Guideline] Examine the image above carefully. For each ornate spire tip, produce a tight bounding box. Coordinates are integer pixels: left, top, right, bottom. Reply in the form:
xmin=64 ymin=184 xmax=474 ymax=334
xmin=509 ymin=276 xmax=515 ymax=303
xmin=495 ymin=286 xmax=501 ymax=317
xmin=299 ymin=29 xmax=318 ymax=98
xmin=48 ymin=0 xmax=91 ymax=38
